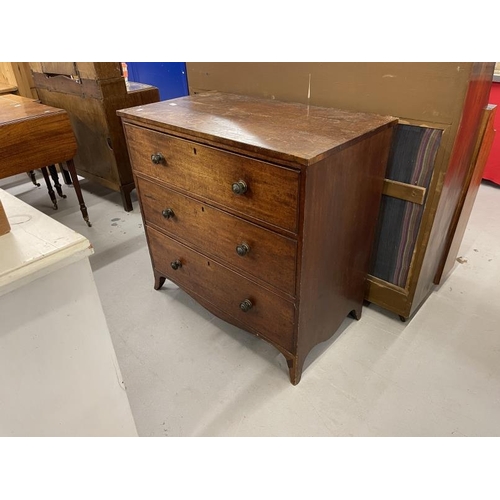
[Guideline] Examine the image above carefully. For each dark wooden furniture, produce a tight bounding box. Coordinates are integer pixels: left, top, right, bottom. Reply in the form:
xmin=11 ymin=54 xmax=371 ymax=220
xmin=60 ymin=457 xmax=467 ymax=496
xmin=186 ymin=62 xmax=495 ymax=320
xmin=29 ymin=62 xmax=160 ymax=211
xmin=118 ymin=92 xmax=397 ymax=384
xmin=437 ymin=104 xmax=497 ymax=282
xmin=0 ymin=94 xmax=90 ymax=226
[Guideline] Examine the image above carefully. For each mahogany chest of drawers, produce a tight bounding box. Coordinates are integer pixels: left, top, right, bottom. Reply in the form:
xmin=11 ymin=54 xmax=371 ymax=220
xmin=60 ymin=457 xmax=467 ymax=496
xmin=118 ymin=92 xmax=397 ymax=384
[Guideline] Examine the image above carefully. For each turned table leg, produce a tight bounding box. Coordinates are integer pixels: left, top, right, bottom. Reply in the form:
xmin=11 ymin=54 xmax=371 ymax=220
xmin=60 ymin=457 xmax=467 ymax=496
xmin=65 ymin=159 xmax=91 ymax=227
xmin=28 ymin=171 xmax=40 ymax=187
xmin=48 ymin=164 xmax=66 ymax=199
xmin=59 ymin=162 xmax=73 ymax=185
xmin=40 ymin=167 xmax=58 ymax=209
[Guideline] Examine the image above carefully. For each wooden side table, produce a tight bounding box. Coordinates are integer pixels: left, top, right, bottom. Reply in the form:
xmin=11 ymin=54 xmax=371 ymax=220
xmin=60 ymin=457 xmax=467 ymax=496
xmin=0 ymin=94 xmax=91 ymax=226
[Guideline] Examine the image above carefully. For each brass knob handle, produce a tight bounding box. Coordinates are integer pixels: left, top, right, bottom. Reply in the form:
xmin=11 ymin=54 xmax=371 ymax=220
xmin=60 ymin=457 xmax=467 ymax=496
xmin=162 ymin=208 xmax=175 ymax=219
xmin=239 ymin=299 xmax=253 ymax=312
xmin=151 ymin=152 xmax=164 ymax=164
xmin=232 ymin=180 xmax=247 ymax=195
xmin=170 ymin=259 xmax=182 ymax=270
xmin=236 ymin=243 xmax=250 ymax=256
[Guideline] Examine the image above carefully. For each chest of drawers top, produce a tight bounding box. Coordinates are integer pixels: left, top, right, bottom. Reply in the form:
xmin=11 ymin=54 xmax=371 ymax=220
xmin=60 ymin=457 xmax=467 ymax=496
xmin=117 ymin=91 xmax=396 ymax=168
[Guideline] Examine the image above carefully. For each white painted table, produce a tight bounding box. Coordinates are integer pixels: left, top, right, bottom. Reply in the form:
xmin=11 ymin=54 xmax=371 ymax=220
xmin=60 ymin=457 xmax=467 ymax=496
xmin=0 ymin=189 xmax=137 ymax=436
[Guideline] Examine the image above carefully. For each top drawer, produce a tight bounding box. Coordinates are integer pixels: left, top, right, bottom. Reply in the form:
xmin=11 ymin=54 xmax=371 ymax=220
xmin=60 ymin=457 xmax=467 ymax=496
xmin=124 ymin=123 xmax=300 ymax=233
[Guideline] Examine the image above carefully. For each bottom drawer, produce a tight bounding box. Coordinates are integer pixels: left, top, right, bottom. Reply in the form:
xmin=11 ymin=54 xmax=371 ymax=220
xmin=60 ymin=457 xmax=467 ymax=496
xmin=146 ymin=226 xmax=295 ymax=352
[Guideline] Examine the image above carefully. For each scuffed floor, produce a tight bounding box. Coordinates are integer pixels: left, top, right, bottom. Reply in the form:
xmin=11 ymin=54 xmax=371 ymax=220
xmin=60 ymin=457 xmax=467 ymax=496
xmin=2 ymin=172 xmax=499 ymax=436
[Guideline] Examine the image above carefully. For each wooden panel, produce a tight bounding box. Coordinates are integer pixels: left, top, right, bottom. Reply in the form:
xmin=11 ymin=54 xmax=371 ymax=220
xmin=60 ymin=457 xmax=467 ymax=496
xmin=0 ymin=62 xmax=36 ymax=98
xmin=34 ymin=84 xmax=160 ymax=189
xmin=146 ymin=226 xmax=296 ymax=352
xmin=32 ymin=72 xmax=128 ymax=99
xmin=103 ymin=85 xmax=160 ymax=186
xmin=0 ymin=63 xmax=17 ymax=86
xmin=365 ymin=276 xmax=409 ymax=317
xmin=0 ymin=83 xmax=17 ymax=94
xmin=125 ymin=123 xmax=300 ymax=233
xmin=29 ymin=62 xmax=43 ymax=73
xmin=118 ymin=91 xmax=396 ymax=167
xmin=41 ymin=62 xmax=77 ymax=77
xmin=36 ymin=62 xmax=123 ymax=81
xmin=436 ymin=104 xmax=497 ymax=283
xmin=295 ymin=127 xmax=394 ymax=376
xmin=76 ymin=62 xmax=122 ymax=81
xmin=412 ymin=63 xmax=494 ymax=315
xmin=35 ymin=87 xmax=119 ymax=185
xmin=382 ymin=179 xmax=426 ymax=204
xmin=137 ymin=176 xmax=298 ymax=296
xmin=0 ymin=112 xmax=76 ymax=175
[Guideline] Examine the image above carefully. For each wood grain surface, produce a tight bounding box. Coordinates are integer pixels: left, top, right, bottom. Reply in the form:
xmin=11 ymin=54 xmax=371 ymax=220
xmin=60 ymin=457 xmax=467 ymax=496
xmin=137 ymin=176 xmax=297 ymax=296
xmin=0 ymin=95 xmax=77 ymax=176
xmin=147 ymin=226 xmax=296 ymax=352
xmin=125 ymin=123 xmax=301 ymax=233
xmin=118 ymin=91 xmax=396 ymax=167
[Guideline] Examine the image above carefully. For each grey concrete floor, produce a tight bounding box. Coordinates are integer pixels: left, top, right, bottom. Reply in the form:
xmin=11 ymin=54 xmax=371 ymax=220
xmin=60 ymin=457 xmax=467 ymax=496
xmin=2 ymin=172 xmax=499 ymax=436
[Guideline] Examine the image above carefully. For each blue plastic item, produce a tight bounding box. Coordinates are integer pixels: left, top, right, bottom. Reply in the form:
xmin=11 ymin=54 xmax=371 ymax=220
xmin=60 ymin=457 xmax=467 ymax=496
xmin=126 ymin=62 xmax=189 ymax=101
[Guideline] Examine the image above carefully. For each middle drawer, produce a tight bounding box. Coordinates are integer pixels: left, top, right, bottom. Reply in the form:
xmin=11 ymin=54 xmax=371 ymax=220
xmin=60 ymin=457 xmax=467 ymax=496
xmin=138 ymin=176 xmax=297 ymax=296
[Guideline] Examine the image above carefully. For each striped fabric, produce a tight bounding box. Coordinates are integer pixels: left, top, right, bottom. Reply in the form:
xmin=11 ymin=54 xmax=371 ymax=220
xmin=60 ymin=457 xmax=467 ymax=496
xmin=370 ymin=125 xmax=442 ymax=288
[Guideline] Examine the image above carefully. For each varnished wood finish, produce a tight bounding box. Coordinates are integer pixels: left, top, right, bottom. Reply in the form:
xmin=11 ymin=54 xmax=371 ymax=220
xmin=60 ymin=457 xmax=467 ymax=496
xmin=413 ymin=63 xmax=494 ymax=313
xmin=0 ymin=96 xmax=76 ymax=176
xmin=382 ymin=179 xmax=426 ymax=205
xmin=118 ymin=91 xmax=396 ymax=167
xmin=365 ymin=275 xmax=410 ymax=316
xmin=29 ymin=62 xmax=122 ymax=81
xmin=0 ymin=94 xmax=76 ymax=172
xmin=0 ymin=94 xmax=90 ymax=226
xmin=30 ymin=62 xmax=160 ymax=211
xmin=147 ymin=227 xmax=296 ymax=352
xmin=437 ymin=104 xmax=497 ymax=283
xmin=40 ymin=166 xmax=58 ymax=209
xmin=125 ymin=124 xmax=300 ymax=233
xmin=186 ymin=63 xmax=496 ymax=322
xmin=121 ymin=92 xmax=397 ymax=384
xmin=137 ymin=176 xmax=297 ymax=296
xmin=294 ymin=127 xmax=394 ymax=383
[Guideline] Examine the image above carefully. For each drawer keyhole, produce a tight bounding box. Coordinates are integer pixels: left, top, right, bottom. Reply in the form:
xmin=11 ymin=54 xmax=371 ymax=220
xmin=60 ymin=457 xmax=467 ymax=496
xmin=232 ymin=180 xmax=248 ymax=195
xmin=236 ymin=243 xmax=250 ymax=256
xmin=170 ymin=259 xmax=182 ymax=270
xmin=239 ymin=299 xmax=253 ymax=312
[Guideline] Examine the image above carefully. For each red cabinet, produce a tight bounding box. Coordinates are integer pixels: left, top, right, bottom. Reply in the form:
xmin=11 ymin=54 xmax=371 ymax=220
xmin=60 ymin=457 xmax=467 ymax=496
xmin=483 ymin=82 xmax=500 ymax=184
